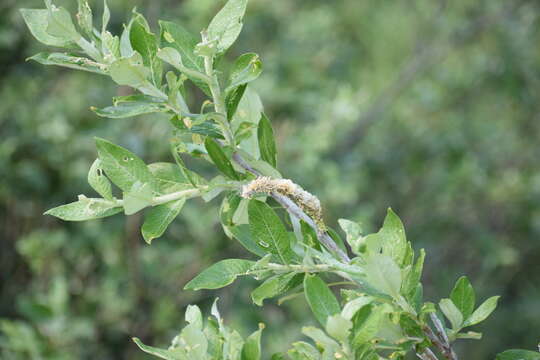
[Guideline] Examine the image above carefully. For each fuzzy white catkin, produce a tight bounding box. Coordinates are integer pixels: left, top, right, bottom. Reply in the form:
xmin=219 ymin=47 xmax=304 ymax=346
xmin=241 ymin=177 xmax=322 ymax=218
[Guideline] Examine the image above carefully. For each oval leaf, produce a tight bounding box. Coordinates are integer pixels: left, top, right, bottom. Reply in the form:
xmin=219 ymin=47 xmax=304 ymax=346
xmin=207 ymin=0 xmax=248 ymax=53
xmin=141 ymin=198 xmax=186 ymax=244
xmin=251 ymin=272 xmax=304 ymax=306
xmin=304 ymin=274 xmax=340 ymax=327
xmin=204 ymin=137 xmax=239 ymax=180
xmin=95 ymin=137 xmax=156 ymax=192
xmin=463 ymin=296 xmax=500 ymax=327
xmin=248 ymin=200 xmax=295 ymax=264
xmin=45 ymin=197 xmax=121 ymax=221
xmin=257 ymin=113 xmax=277 ymax=168
xmin=450 ymin=276 xmax=476 ymax=320
xmin=184 ymin=259 xmax=255 ymax=290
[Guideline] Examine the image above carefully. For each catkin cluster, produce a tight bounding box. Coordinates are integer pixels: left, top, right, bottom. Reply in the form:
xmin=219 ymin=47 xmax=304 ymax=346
xmin=241 ymin=177 xmax=323 ymax=222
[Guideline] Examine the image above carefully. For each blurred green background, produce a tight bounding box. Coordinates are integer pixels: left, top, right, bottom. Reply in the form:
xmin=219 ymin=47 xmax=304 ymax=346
xmin=1 ymin=0 xmax=539 ymax=358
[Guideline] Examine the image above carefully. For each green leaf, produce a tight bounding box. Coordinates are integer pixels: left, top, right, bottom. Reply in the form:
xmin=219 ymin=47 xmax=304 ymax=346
xmin=159 ymin=21 xmax=209 ymax=95
xmin=159 ymin=21 xmax=212 ymax=96
xmin=450 ymin=276 xmax=476 ymax=320
xmin=148 ymin=162 xmax=201 ymax=194
xmin=45 ymin=4 xmax=80 ymax=41
xmin=130 ymin=15 xmax=162 ymax=86
xmin=170 ymin=116 xmax=225 ymax=140
xmin=241 ymin=324 xmax=264 ymax=360
xmin=302 ymin=327 xmax=340 ymax=353
xmin=248 ymin=200 xmax=295 ymax=264
xmin=227 ymin=53 xmax=263 ymax=92
xmin=95 ymin=137 xmax=156 ymax=192
xmin=496 ymin=350 xmax=540 ymax=360
xmin=401 ymin=248 xmax=425 ymax=300
xmin=76 ymin=0 xmax=93 ymax=36
xmin=20 ymin=9 xmax=74 ymax=47
xmin=45 ymin=197 xmax=121 ymax=221
xmin=325 ymin=314 xmax=353 ymax=341
xmin=439 ymin=298 xmax=463 ymax=330
xmin=341 ymin=296 xmax=373 ymax=321
xmin=351 ymin=305 xmax=384 ymax=346
xmin=159 ymin=21 xmax=201 ymax=70
xmin=257 ymin=113 xmax=277 ymax=168
xmin=132 ymin=338 xmax=180 ymax=360
xmin=102 ymin=0 xmax=111 ymax=34
xmin=204 ymin=138 xmax=239 ymax=180
xmin=109 ymin=54 xmax=150 ymax=88
xmin=141 ymin=198 xmax=186 ymax=244
xmin=364 ymin=254 xmax=402 ymax=298
xmin=225 ymin=84 xmax=247 ymax=120
xmin=338 ymin=218 xmax=364 ymax=254
xmin=28 ymin=52 xmax=106 ymax=74
xmin=230 ymin=225 xmax=268 ymax=257
xmin=184 ymin=259 xmax=255 ymax=290
xmin=304 ymin=274 xmax=340 ymax=327
xmin=207 ymin=0 xmax=248 ymax=53
xmin=463 ymin=296 xmax=500 ymax=327
xmin=232 ymin=87 xmax=263 ymax=157
xmin=92 ymin=99 xmax=168 ymax=118
xmin=365 ymin=208 xmax=408 ymax=266
xmin=251 ymin=272 xmax=303 ymax=306
xmin=120 ymin=17 xmax=135 ymax=57
xmin=88 ymin=159 xmax=113 ymax=200
xmin=123 ymin=181 xmax=154 ymax=215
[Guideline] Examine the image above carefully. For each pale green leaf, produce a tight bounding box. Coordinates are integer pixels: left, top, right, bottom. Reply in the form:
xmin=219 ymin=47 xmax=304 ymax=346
xmin=123 ymin=181 xmax=154 ymax=215
xmin=20 ymin=9 xmax=74 ymax=47
xmin=88 ymin=159 xmax=113 ymax=200
xmin=92 ymin=99 xmax=168 ymax=118
xmin=76 ymin=0 xmax=93 ymax=36
xmin=364 ymin=253 xmax=402 ymax=298
xmin=207 ymin=0 xmax=248 ymax=53
xmin=232 ymin=87 xmax=263 ymax=157
xmin=109 ymin=54 xmax=150 ymax=88
xmin=45 ymin=5 xmax=80 ymax=41
xmin=338 ymin=218 xmax=363 ymax=254
xmin=102 ymin=0 xmax=110 ymax=34
xmin=401 ymin=248 xmax=425 ymax=300
xmin=341 ymin=296 xmax=373 ymax=320
xmin=45 ymin=197 xmax=121 ymax=221
xmin=463 ymin=296 xmax=500 ymax=327
xmin=132 ymin=338 xmax=182 ymax=360
xmin=440 ymin=298 xmax=464 ymax=330
xmin=184 ymin=259 xmax=255 ymax=290
xmin=227 ymin=53 xmax=263 ymax=92
xmin=325 ymin=314 xmax=352 ymax=341
xmin=304 ymin=274 xmax=340 ymax=327
xmin=251 ymin=272 xmax=303 ymax=306
xmin=241 ymin=324 xmax=264 ymax=360
xmin=28 ymin=52 xmax=106 ymax=74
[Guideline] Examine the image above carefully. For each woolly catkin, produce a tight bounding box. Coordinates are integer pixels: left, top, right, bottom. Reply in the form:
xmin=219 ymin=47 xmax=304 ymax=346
xmin=241 ymin=177 xmax=323 ymax=222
